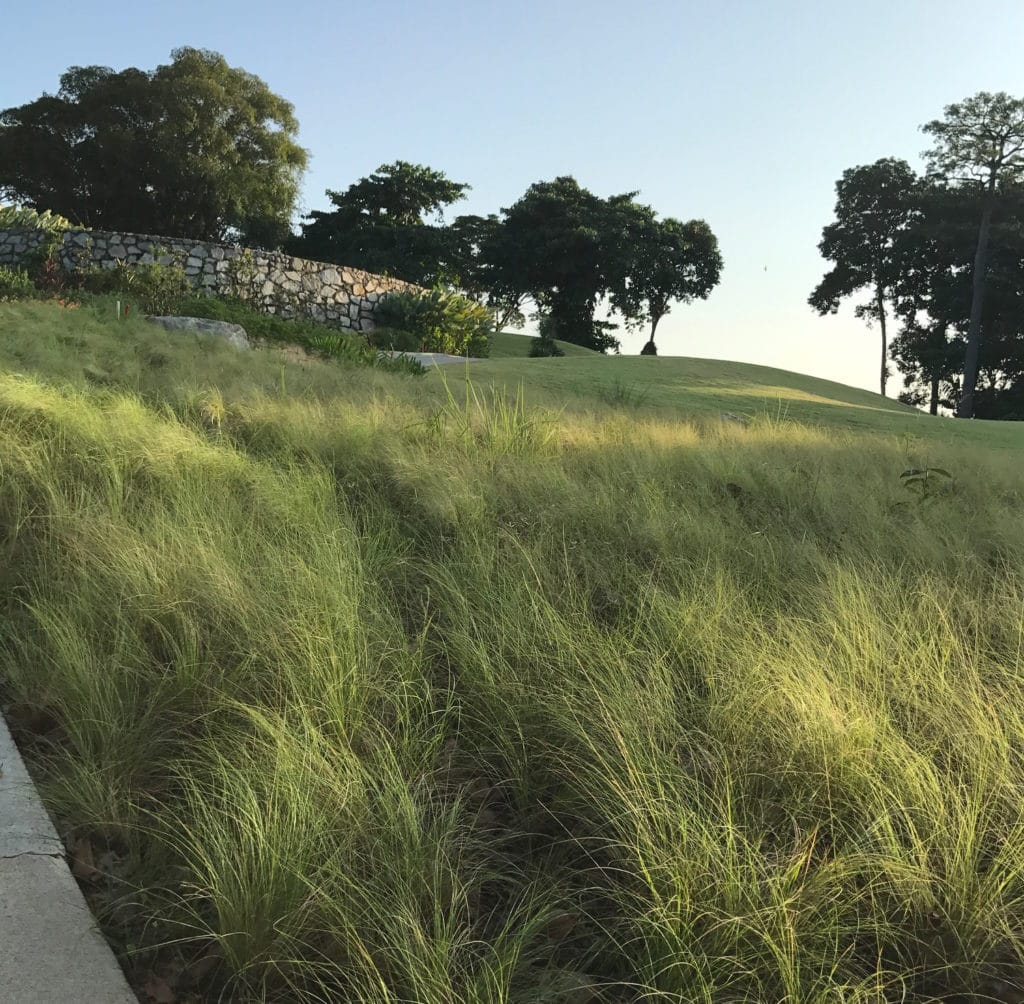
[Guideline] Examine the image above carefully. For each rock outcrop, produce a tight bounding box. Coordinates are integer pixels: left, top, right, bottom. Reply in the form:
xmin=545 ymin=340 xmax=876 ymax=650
xmin=146 ymin=315 xmax=250 ymax=350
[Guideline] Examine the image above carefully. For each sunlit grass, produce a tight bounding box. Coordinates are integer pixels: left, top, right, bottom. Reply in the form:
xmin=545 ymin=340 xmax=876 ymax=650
xmin=1 ymin=300 xmax=1023 ymax=1000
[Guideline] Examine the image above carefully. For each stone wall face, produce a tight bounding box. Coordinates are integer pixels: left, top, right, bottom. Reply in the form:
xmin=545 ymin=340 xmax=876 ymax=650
xmin=0 ymin=228 xmax=420 ymax=330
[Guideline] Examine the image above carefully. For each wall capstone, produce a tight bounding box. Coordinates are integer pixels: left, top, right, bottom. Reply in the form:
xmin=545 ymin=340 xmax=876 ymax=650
xmin=0 ymin=228 xmax=422 ymax=331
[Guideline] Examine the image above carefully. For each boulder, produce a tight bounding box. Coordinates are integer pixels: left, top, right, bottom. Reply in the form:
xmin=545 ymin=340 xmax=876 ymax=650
xmin=146 ymin=315 xmax=249 ymax=350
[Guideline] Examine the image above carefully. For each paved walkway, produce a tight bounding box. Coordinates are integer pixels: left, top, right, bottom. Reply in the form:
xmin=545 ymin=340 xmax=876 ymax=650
xmin=385 ymin=351 xmax=483 ymax=366
xmin=0 ymin=716 xmax=136 ymax=1002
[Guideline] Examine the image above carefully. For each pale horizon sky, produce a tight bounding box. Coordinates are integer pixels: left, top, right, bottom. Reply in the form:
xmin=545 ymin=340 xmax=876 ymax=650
xmin=5 ymin=1 xmax=1024 ymax=393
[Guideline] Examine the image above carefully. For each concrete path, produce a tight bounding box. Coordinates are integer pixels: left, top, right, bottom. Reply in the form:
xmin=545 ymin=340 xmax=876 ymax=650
xmin=385 ymin=351 xmax=483 ymax=366
xmin=0 ymin=716 xmax=136 ymax=1002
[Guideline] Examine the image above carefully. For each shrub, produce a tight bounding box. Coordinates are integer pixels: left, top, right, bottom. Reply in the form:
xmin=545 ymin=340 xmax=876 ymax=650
xmin=168 ymin=294 xmax=425 ymax=376
xmin=0 ymin=266 xmax=37 ymax=302
xmin=528 ymin=336 xmax=564 ymax=357
xmin=375 ymin=288 xmax=492 ymax=357
xmin=304 ymin=331 xmax=375 ymax=364
xmin=80 ymin=259 xmax=191 ymax=316
xmin=0 ymin=205 xmax=80 ymax=298
xmin=529 ymin=315 xmax=566 ymax=357
xmin=364 ymin=326 xmax=422 ymax=353
xmin=0 ymin=204 xmax=75 ymax=236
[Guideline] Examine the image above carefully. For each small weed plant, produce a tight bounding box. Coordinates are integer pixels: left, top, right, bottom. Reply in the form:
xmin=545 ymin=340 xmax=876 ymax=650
xmin=0 ymin=266 xmax=37 ymax=302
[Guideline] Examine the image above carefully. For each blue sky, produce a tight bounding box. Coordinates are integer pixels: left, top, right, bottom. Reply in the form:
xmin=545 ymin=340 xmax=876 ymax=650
xmin=5 ymin=1 xmax=1024 ymax=391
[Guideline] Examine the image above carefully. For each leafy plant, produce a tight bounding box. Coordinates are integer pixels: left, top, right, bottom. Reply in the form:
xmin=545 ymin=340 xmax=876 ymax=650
xmin=80 ymin=259 xmax=190 ymax=315
xmin=0 ymin=204 xmax=75 ymax=235
xmin=376 ymin=353 xmax=427 ymax=377
xmin=0 ymin=266 xmax=37 ymax=302
xmin=23 ymin=238 xmax=85 ymax=297
xmin=375 ymin=288 xmax=492 ymax=357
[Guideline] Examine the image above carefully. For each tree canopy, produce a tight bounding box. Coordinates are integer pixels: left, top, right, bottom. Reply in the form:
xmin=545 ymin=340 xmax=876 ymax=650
xmin=921 ymin=91 xmax=1024 ymax=416
xmin=482 ymin=177 xmax=624 ymax=351
xmin=610 ymin=215 xmax=722 ymax=354
xmin=888 ymin=180 xmax=1024 ymax=417
xmin=809 ymin=159 xmax=921 ymax=396
xmin=0 ymin=48 xmax=307 ymax=245
xmin=444 ymin=213 xmax=527 ymax=332
xmin=291 ymin=161 xmax=469 ymax=285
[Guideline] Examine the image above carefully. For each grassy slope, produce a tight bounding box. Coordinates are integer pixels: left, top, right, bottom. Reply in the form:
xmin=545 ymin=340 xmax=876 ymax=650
xmin=487 ymin=329 xmax=600 ymax=358
xmin=3 ymin=300 xmax=1024 ymax=1002
xmin=442 ymin=352 xmax=1024 ymax=451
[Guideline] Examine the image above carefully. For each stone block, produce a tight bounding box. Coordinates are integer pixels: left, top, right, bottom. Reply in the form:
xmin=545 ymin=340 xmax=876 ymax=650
xmin=147 ymin=315 xmax=249 ymax=350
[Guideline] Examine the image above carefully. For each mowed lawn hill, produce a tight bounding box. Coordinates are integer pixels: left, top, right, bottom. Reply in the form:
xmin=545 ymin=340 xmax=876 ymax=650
xmin=2 ymin=299 xmax=1024 ymax=1002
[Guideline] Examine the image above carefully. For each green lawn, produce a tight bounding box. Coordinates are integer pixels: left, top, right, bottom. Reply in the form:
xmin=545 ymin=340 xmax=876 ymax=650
xmin=447 ymin=351 xmax=1024 ymax=450
xmin=2 ymin=299 xmax=1024 ymax=1002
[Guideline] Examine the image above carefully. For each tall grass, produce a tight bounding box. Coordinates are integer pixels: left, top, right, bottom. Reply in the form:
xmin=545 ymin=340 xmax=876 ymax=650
xmin=1 ymin=302 xmax=1024 ymax=1000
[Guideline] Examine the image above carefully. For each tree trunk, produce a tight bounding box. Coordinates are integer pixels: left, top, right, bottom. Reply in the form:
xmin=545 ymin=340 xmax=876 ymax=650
xmin=929 ymin=374 xmax=939 ymax=415
xmin=957 ymin=179 xmax=997 ymax=418
xmin=642 ymin=312 xmax=662 ymax=355
xmin=876 ymin=286 xmax=888 ymax=397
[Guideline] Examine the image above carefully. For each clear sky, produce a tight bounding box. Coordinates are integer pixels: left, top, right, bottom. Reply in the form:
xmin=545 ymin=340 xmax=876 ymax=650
xmin=5 ymin=1 xmax=1024 ymax=391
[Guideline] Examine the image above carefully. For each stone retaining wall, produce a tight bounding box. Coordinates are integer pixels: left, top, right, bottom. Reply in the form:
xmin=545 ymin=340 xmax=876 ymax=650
xmin=0 ymin=228 xmax=420 ymax=330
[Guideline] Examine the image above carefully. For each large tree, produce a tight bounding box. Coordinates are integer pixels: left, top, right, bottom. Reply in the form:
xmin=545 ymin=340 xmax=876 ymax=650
xmin=444 ymin=213 xmax=527 ymax=332
xmin=891 ymin=181 xmax=1024 ymax=417
xmin=487 ymin=177 xmax=637 ymax=353
xmin=610 ymin=215 xmax=722 ymax=354
xmin=292 ymin=161 xmax=469 ymax=285
xmin=922 ymin=91 xmax=1024 ymax=417
xmin=889 ymin=181 xmax=972 ymax=414
xmin=0 ymin=48 xmax=307 ymax=244
xmin=809 ymin=159 xmax=921 ymax=396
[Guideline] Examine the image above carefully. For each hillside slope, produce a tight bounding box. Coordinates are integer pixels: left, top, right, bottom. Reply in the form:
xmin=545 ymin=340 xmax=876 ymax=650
xmin=447 ymin=352 xmax=1024 ymax=449
xmin=2 ymin=300 xmax=1023 ymax=1002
